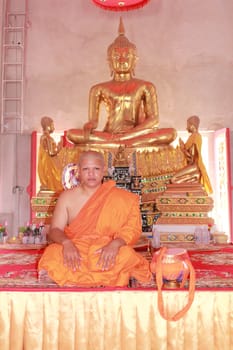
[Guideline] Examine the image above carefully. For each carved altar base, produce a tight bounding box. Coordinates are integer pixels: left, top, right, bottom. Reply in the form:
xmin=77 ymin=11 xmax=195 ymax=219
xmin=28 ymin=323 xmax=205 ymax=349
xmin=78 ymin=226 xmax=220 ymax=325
xmin=31 ymin=140 xmax=186 ymax=226
xmin=156 ymin=183 xmax=214 ymax=225
xmin=154 ymin=224 xmax=204 ymax=243
xmin=154 ymin=182 xmax=214 ymax=242
xmin=31 ymin=191 xmax=58 ymax=225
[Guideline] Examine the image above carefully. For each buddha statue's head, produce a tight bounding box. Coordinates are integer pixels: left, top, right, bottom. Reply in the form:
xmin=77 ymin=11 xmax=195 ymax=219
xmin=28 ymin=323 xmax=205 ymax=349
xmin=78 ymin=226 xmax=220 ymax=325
xmin=187 ymin=115 xmax=200 ymax=133
xmin=107 ymin=17 xmax=138 ymax=76
xmin=41 ymin=116 xmax=54 ymax=133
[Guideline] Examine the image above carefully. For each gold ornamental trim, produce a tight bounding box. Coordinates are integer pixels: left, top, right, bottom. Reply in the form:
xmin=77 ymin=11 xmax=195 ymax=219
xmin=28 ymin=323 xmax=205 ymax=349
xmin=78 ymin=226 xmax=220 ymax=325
xmin=156 ymin=196 xmax=213 ymax=205
xmin=31 ymin=205 xmax=55 ymax=213
xmin=156 ymin=204 xmax=214 ymax=213
xmin=31 ymin=197 xmax=58 ymax=206
xmin=157 ymin=217 xmax=214 ymax=225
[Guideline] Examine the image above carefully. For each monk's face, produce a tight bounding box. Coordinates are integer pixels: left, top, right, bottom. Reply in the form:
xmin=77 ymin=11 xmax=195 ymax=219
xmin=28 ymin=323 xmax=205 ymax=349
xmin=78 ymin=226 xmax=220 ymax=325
xmin=78 ymin=155 xmax=105 ymax=188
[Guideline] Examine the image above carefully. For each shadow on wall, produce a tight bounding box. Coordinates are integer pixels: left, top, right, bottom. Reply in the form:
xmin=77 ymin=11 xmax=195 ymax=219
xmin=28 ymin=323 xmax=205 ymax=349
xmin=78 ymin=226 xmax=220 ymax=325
xmin=0 ymin=134 xmax=31 ymax=236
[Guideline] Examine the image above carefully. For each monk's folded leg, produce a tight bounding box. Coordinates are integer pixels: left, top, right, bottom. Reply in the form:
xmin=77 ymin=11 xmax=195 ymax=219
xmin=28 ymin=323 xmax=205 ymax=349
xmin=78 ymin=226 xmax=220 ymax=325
xmin=38 ymin=242 xmax=151 ymax=287
xmin=110 ymin=245 xmax=152 ymax=286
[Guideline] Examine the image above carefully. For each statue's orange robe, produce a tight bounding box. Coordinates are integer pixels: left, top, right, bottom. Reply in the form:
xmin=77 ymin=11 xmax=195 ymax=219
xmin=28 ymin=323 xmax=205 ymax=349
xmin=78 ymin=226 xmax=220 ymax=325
xmin=38 ymin=180 xmax=151 ymax=287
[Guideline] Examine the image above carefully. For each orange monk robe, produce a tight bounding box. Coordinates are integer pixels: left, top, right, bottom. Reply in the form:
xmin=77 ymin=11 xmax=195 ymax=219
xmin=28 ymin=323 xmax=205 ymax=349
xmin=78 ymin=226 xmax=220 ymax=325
xmin=38 ymin=180 xmax=152 ymax=287
xmin=185 ymin=132 xmax=213 ymax=194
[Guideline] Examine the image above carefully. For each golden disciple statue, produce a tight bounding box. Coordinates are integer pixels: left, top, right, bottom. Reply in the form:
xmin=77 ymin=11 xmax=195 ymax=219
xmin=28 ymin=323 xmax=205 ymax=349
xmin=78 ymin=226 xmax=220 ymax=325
xmin=38 ymin=116 xmax=64 ymax=192
xmin=171 ymin=115 xmax=213 ymax=194
xmin=67 ymin=18 xmax=177 ymax=147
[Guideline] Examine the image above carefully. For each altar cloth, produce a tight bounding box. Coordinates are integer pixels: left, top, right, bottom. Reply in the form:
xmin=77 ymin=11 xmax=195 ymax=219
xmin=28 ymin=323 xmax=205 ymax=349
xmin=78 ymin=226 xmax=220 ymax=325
xmin=0 ymin=289 xmax=233 ymax=350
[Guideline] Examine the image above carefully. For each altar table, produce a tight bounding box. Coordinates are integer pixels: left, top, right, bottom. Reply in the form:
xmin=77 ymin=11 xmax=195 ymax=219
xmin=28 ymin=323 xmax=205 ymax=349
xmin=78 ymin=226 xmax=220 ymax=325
xmin=0 ymin=289 xmax=233 ymax=350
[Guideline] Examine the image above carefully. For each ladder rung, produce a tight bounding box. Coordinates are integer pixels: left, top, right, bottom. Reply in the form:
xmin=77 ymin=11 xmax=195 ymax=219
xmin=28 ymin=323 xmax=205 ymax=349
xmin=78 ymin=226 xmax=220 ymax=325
xmin=4 ymin=26 xmax=25 ymax=30
xmin=3 ymin=62 xmax=22 ymax=65
xmin=3 ymin=80 xmax=23 ymax=82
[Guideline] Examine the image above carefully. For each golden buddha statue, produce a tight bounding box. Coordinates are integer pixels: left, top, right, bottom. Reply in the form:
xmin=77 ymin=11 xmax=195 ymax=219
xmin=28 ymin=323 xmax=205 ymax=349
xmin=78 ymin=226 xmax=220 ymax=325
xmin=171 ymin=115 xmax=213 ymax=194
xmin=67 ymin=18 xmax=177 ymax=147
xmin=38 ymin=116 xmax=64 ymax=192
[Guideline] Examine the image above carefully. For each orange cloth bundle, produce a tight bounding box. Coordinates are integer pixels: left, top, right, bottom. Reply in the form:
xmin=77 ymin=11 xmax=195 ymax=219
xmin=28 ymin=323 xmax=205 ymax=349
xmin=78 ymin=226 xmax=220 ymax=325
xmin=150 ymin=247 xmax=196 ymax=321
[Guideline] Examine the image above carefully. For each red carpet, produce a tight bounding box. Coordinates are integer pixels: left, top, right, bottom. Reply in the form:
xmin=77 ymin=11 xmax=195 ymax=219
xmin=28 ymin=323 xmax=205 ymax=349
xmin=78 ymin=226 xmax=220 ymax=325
xmin=0 ymin=243 xmax=233 ymax=290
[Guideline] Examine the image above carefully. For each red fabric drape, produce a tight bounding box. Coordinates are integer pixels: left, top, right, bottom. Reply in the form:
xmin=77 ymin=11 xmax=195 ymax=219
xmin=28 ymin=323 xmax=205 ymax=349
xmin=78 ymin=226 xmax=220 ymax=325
xmin=92 ymin=0 xmax=150 ymax=11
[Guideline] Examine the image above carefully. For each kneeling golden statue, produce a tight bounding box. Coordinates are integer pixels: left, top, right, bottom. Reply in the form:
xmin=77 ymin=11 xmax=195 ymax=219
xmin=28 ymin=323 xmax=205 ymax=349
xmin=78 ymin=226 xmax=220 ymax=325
xmin=38 ymin=116 xmax=64 ymax=192
xmin=171 ymin=115 xmax=213 ymax=194
xmin=67 ymin=18 xmax=176 ymax=148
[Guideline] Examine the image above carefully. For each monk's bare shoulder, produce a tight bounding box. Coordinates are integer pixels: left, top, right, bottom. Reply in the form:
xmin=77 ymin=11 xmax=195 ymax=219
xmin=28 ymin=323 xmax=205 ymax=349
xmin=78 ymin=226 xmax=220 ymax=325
xmin=56 ymin=186 xmax=81 ymax=204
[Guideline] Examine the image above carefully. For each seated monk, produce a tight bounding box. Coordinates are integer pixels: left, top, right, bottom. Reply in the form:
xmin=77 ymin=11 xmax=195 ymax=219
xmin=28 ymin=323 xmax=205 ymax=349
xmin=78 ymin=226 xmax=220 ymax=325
xmin=66 ymin=18 xmax=176 ymax=147
xmin=38 ymin=150 xmax=152 ymax=287
xmin=38 ymin=116 xmax=64 ymax=192
xmin=171 ymin=115 xmax=213 ymax=194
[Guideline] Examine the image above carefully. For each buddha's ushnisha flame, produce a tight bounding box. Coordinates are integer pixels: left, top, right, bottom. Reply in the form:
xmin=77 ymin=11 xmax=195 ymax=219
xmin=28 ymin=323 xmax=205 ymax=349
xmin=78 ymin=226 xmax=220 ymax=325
xmin=107 ymin=17 xmax=137 ymax=54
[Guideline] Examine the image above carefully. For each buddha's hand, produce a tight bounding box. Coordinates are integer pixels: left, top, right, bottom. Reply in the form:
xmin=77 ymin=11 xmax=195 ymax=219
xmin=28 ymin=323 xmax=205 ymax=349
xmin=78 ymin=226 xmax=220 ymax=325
xmin=179 ymin=138 xmax=185 ymax=150
xmin=62 ymin=239 xmax=82 ymax=271
xmin=83 ymin=121 xmax=97 ymax=139
xmin=95 ymin=238 xmax=126 ymax=271
xmin=57 ymin=140 xmax=63 ymax=152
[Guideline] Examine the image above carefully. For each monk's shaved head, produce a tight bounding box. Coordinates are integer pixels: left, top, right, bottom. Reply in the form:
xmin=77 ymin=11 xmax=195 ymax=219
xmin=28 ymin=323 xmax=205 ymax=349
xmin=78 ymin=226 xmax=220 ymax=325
xmin=78 ymin=151 xmax=105 ymax=167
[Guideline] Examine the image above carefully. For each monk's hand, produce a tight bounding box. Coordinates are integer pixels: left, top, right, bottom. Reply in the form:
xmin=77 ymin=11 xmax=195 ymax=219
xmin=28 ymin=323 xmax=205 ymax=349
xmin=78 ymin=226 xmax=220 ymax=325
xmin=96 ymin=238 xmax=126 ymax=271
xmin=62 ymin=239 xmax=82 ymax=271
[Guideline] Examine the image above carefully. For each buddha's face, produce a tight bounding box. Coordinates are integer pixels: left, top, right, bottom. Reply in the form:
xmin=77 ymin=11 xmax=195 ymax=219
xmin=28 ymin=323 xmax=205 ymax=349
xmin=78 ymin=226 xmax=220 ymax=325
xmin=187 ymin=117 xmax=199 ymax=133
xmin=109 ymin=47 xmax=137 ymax=74
xmin=47 ymin=122 xmax=55 ymax=133
xmin=187 ymin=120 xmax=196 ymax=133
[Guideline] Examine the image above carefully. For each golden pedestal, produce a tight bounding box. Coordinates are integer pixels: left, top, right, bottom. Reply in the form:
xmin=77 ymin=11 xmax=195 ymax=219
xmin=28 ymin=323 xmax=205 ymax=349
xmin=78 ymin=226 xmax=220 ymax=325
xmin=31 ymin=191 xmax=59 ymax=225
xmin=31 ymin=143 xmax=193 ymax=232
xmin=156 ymin=183 xmax=214 ymax=226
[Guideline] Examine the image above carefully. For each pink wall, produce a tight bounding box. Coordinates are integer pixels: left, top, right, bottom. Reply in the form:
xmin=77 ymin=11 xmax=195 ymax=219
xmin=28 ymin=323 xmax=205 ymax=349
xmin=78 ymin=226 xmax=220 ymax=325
xmin=23 ymin=0 xmax=233 ymax=134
